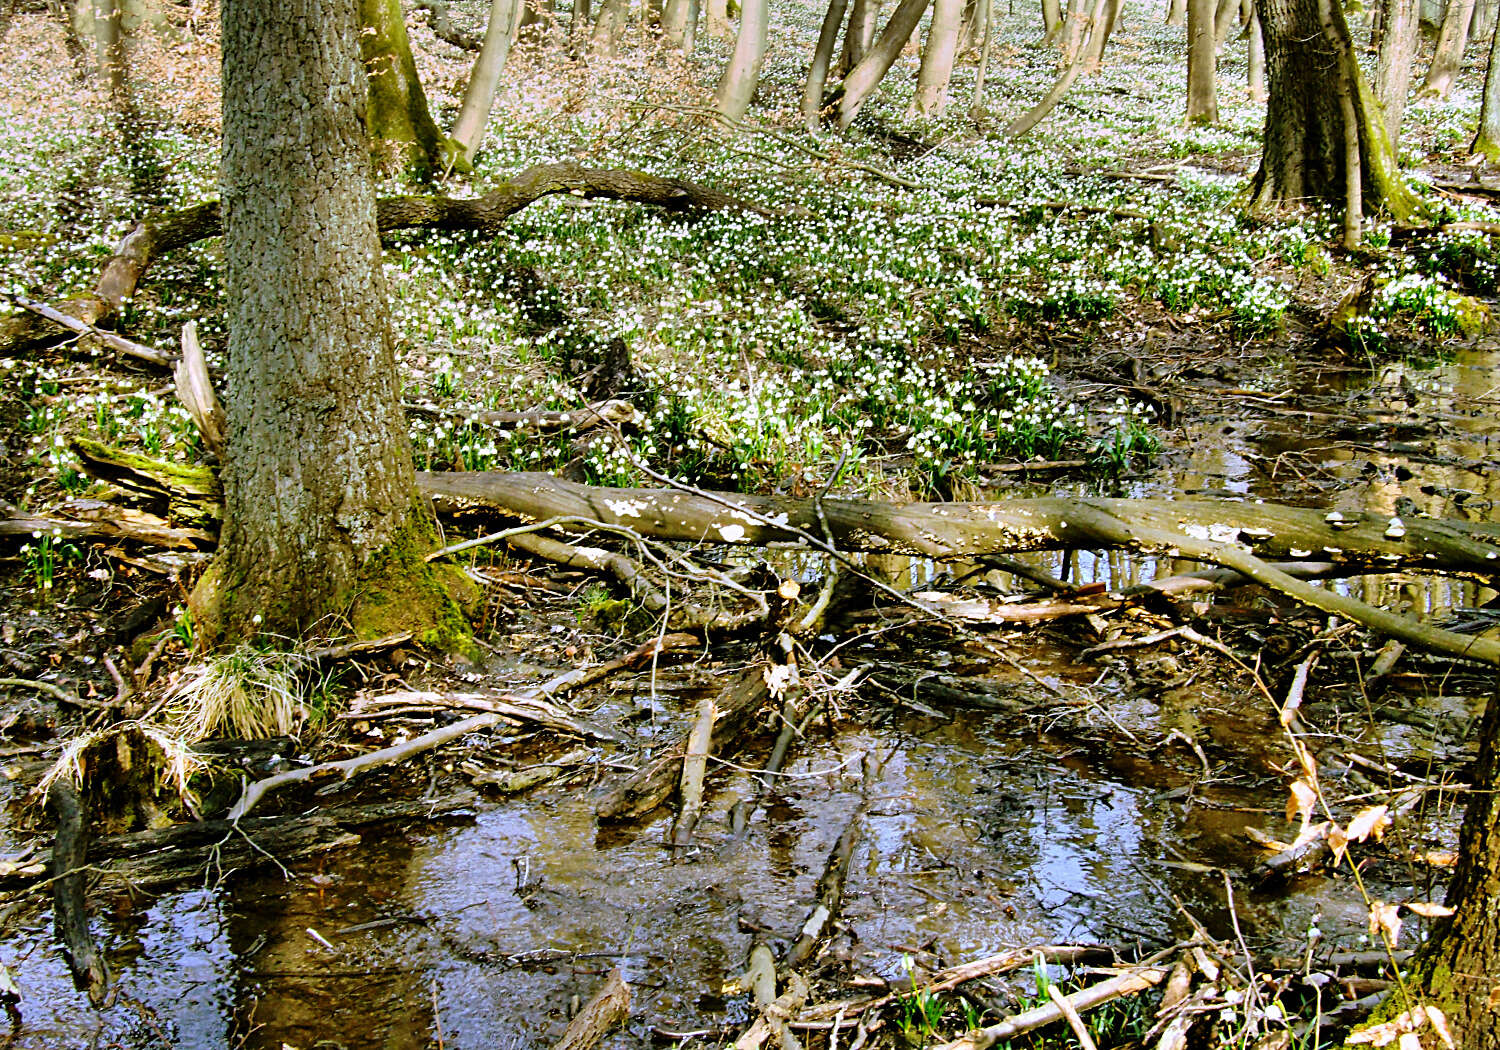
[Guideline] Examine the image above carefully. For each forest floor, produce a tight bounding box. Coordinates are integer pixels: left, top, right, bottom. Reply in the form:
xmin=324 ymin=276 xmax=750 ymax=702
xmin=1 ymin=2 xmax=1499 ymax=1048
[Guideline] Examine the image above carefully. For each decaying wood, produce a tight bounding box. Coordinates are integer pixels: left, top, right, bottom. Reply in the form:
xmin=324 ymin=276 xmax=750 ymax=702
xmin=232 ymin=646 xmax=661 ymax=819
xmin=173 ymin=320 xmax=225 ymax=457
xmin=421 ymin=472 xmax=1500 ymax=665
xmin=3 ymin=167 xmax=772 ymax=354
xmin=550 ymin=966 xmax=631 ymax=1050
xmin=935 ymin=966 xmax=1167 ymax=1050
xmin=734 ymin=945 xmax=808 ymax=1050
xmin=795 ymin=944 xmax=1112 ymax=1021
xmin=0 ymin=500 xmax=213 ymax=549
xmin=596 ymin=662 xmax=773 ymax=821
xmin=8 ymin=293 xmax=173 ymax=366
xmin=670 ymin=691 xmax=717 ymax=849
xmin=45 ymin=779 xmax=108 ymax=1005
xmin=343 ymin=690 xmax=628 ymax=743
xmin=784 ymin=756 xmax=879 ymax=969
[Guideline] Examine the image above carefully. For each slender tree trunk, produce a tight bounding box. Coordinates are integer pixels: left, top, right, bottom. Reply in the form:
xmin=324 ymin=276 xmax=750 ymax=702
xmin=1042 ymin=0 xmax=1062 ymax=37
xmin=705 ymin=0 xmax=729 ymax=39
xmin=1251 ymin=0 xmax=1423 ymax=225
xmin=1473 ymin=21 xmax=1500 ymax=158
xmin=683 ymin=0 xmax=699 ymax=51
xmin=714 ymin=0 xmax=769 ymax=122
xmin=1165 ymin=0 xmax=1186 ymax=26
xmin=1212 ymin=0 xmax=1240 ymax=48
xmin=912 ymin=0 xmax=965 ymax=116
xmin=359 ymin=0 xmax=454 ymax=178
xmin=1059 ymin=0 xmax=1089 ymax=63
xmin=835 ymin=0 xmax=932 ymax=128
xmin=1247 ymin=9 xmax=1266 ymax=102
xmin=1081 ymin=0 xmax=1123 ymax=70
xmin=1377 ymin=0 xmax=1419 ymax=146
xmin=804 ymin=0 xmax=852 ymax=128
xmin=1401 ymin=692 xmax=1500 ymax=1050
xmin=1187 ymin=0 xmax=1218 ymax=123
xmin=592 ymin=0 xmax=628 ymax=53
xmin=662 ymin=0 xmax=692 ymax=46
xmin=840 ymin=0 xmax=880 ymax=72
xmin=1421 ymin=0 xmax=1477 ymax=97
xmin=971 ymin=0 xmax=994 ymax=110
xmin=450 ymin=0 xmax=523 ymax=167
xmin=1008 ymin=0 xmax=1107 ymax=135
xmin=201 ymin=0 xmax=463 ymax=649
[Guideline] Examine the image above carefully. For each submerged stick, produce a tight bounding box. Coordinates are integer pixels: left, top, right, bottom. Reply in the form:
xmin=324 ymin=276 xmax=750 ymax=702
xmin=551 ymin=966 xmax=631 ymax=1050
xmin=670 ymin=692 xmax=718 ymax=849
xmin=46 ymin=780 xmax=109 ymax=1005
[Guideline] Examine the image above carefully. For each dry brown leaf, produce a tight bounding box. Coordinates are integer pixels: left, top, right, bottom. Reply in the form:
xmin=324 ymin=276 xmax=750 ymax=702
xmin=1287 ymin=778 xmax=1317 ymax=828
xmin=1329 ymin=823 xmax=1351 ymax=865
xmin=1290 ymin=820 xmax=1330 ymax=850
xmin=1347 ymin=804 xmax=1390 ymax=843
xmin=1417 ymin=850 xmax=1458 ymax=868
xmin=1403 ymin=902 xmax=1455 ymax=919
xmin=1347 ymin=1019 xmax=1402 ymax=1046
xmin=1422 ymin=1005 xmax=1455 ymax=1050
xmin=1369 ymin=901 xmax=1403 ymax=946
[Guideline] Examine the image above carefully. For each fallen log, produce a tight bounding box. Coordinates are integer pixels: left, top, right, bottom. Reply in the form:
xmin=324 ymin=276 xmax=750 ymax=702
xmin=46 ymin=780 xmax=108 ymax=1005
xmin=596 ymin=663 xmax=773 ymax=821
xmin=4 ymin=164 xmax=775 ymax=354
xmin=57 ymin=447 xmax=1500 ymax=665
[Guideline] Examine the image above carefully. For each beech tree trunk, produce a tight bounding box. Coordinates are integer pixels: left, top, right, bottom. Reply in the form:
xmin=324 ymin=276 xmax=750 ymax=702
xmin=912 ymin=0 xmax=965 ymax=116
xmin=1080 ymin=0 xmax=1122 ymax=71
xmin=199 ymin=0 xmax=463 ymax=648
xmin=804 ymin=0 xmax=852 ymax=128
xmin=840 ymin=0 xmax=880 ymax=73
xmin=713 ymin=0 xmax=769 ymax=122
xmin=1376 ymin=0 xmax=1419 ymax=147
xmin=835 ymin=0 xmax=931 ymax=129
xmin=450 ymin=0 xmax=523 ymax=167
xmin=592 ymin=0 xmax=628 ymax=53
xmin=1165 ymin=0 xmax=1186 ymax=26
xmin=1404 ymin=691 xmax=1500 ymax=1050
xmin=1042 ymin=0 xmax=1062 ymax=37
xmin=1421 ymin=0 xmax=1477 ymax=98
xmin=704 ymin=0 xmax=729 ymax=38
xmin=1474 ymin=20 xmax=1500 ymax=159
xmin=1247 ymin=9 xmax=1266 ymax=101
xmin=359 ymin=0 xmax=456 ymax=178
xmin=662 ymin=0 xmax=692 ymax=46
xmin=1251 ymin=0 xmax=1423 ymax=232
xmin=1187 ymin=0 xmax=1219 ymax=123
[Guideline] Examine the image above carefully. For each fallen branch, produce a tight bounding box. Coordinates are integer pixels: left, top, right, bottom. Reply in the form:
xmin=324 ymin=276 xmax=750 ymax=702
xmin=551 ymin=966 xmax=632 ymax=1050
xmin=670 ymin=691 xmax=717 ymax=849
xmin=342 ymin=689 xmax=628 ymax=744
xmin=596 ymin=662 xmax=773 ymax=821
xmin=934 ymin=966 xmax=1167 ymax=1050
xmin=5 ymin=165 xmax=773 ymax=353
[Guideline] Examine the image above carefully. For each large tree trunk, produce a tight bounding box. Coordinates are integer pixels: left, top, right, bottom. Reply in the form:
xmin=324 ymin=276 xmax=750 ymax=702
xmin=713 ymin=0 xmax=769 ymax=122
xmin=1421 ymin=0 xmax=1477 ymax=98
xmin=1187 ymin=0 xmax=1219 ymax=123
xmin=1250 ymin=0 xmax=1424 ymax=234
xmin=1042 ymin=0 xmax=1063 ymax=37
xmin=1474 ymin=20 xmax=1500 ymax=159
xmin=912 ymin=0 xmax=965 ymax=116
xmin=449 ymin=0 xmax=523 ymax=167
xmin=200 ymin=0 xmax=464 ymax=648
xmin=804 ymin=0 xmax=852 ymax=129
xmin=834 ymin=0 xmax=932 ymax=128
xmin=359 ymin=0 xmax=456 ymax=179
xmin=592 ymin=0 xmax=628 ymax=53
xmin=1401 ymin=691 xmax=1500 ymax=1050
xmin=662 ymin=0 xmax=692 ymax=47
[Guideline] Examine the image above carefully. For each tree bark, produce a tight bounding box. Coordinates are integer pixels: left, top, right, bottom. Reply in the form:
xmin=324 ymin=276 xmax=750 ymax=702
xmin=1041 ymin=0 xmax=1063 ymax=36
xmin=1421 ymin=0 xmax=1477 ymax=98
xmin=1377 ymin=0 xmax=1419 ymax=148
xmin=591 ymin=0 xmax=628 ymax=53
xmin=912 ymin=0 xmax=965 ymax=116
xmin=1247 ymin=9 xmax=1266 ymax=102
xmin=704 ymin=0 xmax=730 ymax=39
xmin=1402 ymin=690 xmax=1500 ymax=1050
xmin=450 ymin=0 xmax=524 ymax=166
xmin=1080 ymin=0 xmax=1122 ymax=71
xmin=803 ymin=0 xmax=852 ymax=129
xmin=1250 ymin=0 xmax=1424 ymax=224
xmin=1006 ymin=0 xmax=1107 ymax=136
xmin=662 ymin=0 xmax=692 ymax=46
xmin=1165 ymin=0 xmax=1185 ymax=25
xmin=834 ymin=0 xmax=932 ymax=129
xmin=1187 ymin=0 xmax=1219 ymax=124
xmin=713 ymin=0 xmax=769 ymax=123
xmin=1473 ymin=21 xmax=1500 ymax=159
xmin=201 ymin=0 xmax=463 ymax=647
xmin=840 ymin=0 xmax=881 ymax=72
xmin=359 ymin=0 xmax=457 ymax=178
xmin=971 ymin=0 xmax=995 ymax=110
